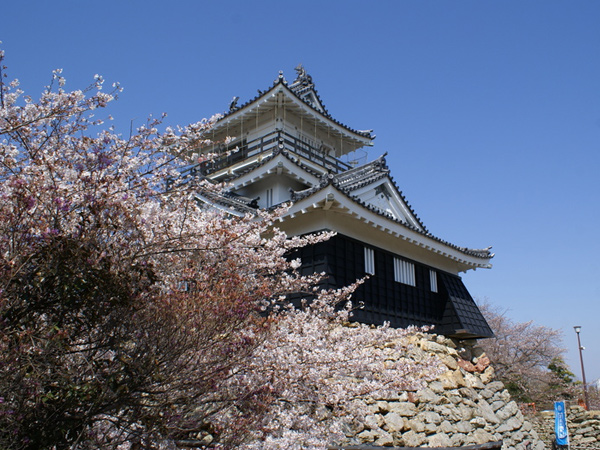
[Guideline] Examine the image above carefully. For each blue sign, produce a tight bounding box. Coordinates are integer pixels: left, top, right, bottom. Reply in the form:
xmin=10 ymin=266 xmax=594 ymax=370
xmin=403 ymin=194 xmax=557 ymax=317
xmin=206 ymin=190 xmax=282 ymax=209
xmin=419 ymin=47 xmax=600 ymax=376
xmin=554 ymin=401 xmax=569 ymax=446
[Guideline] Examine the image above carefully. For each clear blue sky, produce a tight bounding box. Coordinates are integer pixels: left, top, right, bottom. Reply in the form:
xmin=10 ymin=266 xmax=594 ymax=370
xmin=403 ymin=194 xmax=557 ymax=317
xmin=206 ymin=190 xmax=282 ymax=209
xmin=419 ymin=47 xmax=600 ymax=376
xmin=2 ymin=1 xmax=599 ymax=388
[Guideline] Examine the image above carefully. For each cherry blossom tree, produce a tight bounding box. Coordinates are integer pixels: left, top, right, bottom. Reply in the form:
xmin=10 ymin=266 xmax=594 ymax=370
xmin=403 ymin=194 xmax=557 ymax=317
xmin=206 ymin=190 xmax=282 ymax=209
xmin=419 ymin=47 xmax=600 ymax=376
xmin=0 ymin=49 xmax=442 ymax=450
xmin=228 ymin=291 xmax=443 ymax=449
xmin=477 ymin=301 xmax=574 ymax=408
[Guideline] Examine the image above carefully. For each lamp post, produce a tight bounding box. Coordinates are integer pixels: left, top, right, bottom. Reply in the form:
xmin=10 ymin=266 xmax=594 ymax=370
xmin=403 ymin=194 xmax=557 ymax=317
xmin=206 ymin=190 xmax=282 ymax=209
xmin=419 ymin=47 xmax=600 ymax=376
xmin=574 ymin=326 xmax=590 ymax=410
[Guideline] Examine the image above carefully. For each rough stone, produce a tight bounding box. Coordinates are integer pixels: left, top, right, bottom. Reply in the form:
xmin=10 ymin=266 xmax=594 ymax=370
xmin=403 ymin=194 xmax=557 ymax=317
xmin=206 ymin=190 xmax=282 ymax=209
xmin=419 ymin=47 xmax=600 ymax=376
xmin=486 ymin=381 xmax=505 ymax=393
xmin=396 ymin=392 xmax=409 ymax=402
xmin=357 ymin=429 xmax=377 ymax=443
xmin=370 ymin=400 xmax=390 ymax=414
xmin=424 ymin=422 xmax=439 ymax=434
xmin=330 ymin=334 xmax=546 ymax=450
xmin=416 ymin=387 xmax=440 ymax=404
xmin=450 ymin=433 xmax=467 ymax=446
xmin=407 ymin=419 xmax=426 ymax=433
xmin=577 ymin=426 xmax=595 ymax=435
xmin=476 ymin=399 xmax=500 ymax=424
xmin=364 ymin=414 xmax=379 ymax=430
xmin=490 ymin=400 xmax=505 ymax=412
xmin=433 ymin=405 xmax=463 ymax=422
xmin=401 ymin=430 xmax=426 ymax=447
xmin=429 ymin=380 xmax=445 ymax=394
xmin=455 ymin=421 xmax=474 ymax=434
xmin=458 ymin=404 xmax=475 ymax=421
xmin=497 ymin=400 xmax=520 ymax=421
xmin=470 ymin=429 xmax=495 ymax=445
xmin=447 ymin=395 xmax=463 ymax=405
xmin=420 ymin=340 xmax=449 ymax=354
xmin=383 ymin=412 xmax=404 ymax=433
xmin=479 ymin=388 xmax=494 ymax=399
xmin=422 ymin=411 xmax=442 ymax=424
xmin=496 ymin=416 xmax=523 ymax=433
xmin=428 ymin=432 xmax=453 ymax=447
xmin=480 ymin=366 xmax=496 ymax=384
xmin=494 ymin=389 xmax=511 ymax=402
xmin=439 ymin=354 xmax=459 ymax=370
xmin=457 ymin=358 xmax=477 ymax=372
xmin=470 ymin=416 xmax=487 ymax=428
xmin=389 ymin=402 xmax=417 ymax=417
xmin=439 ymin=420 xmax=455 ymax=434
xmin=440 ymin=369 xmax=466 ymax=389
xmin=458 ymin=387 xmax=479 ymax=401
xmin=464 ymin=371 xmax=485 ymax=389
xmin=374 ymin=430 xmax=394 ymax=446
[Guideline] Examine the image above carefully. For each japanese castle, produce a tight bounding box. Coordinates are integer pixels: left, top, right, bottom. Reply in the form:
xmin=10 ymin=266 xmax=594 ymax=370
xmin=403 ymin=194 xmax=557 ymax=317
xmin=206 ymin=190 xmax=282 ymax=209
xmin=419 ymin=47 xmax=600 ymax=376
xmin=190 ymin=65 xmax=494 ymax=339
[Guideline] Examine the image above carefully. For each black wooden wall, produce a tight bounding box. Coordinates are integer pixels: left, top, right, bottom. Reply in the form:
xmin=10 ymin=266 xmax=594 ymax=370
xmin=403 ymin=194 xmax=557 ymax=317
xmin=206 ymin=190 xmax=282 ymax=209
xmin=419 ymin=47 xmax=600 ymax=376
xmin=291 ymin=233 xmax=493 ymax=339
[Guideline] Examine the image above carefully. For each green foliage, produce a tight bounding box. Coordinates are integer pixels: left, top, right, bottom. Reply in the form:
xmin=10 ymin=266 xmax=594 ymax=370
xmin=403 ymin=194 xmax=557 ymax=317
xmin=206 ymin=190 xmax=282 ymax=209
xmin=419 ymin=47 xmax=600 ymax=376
xmin=548 ymin=357 xmax=575 ymax=385
xmin=477 ymin=301 xmax=576 ymax=410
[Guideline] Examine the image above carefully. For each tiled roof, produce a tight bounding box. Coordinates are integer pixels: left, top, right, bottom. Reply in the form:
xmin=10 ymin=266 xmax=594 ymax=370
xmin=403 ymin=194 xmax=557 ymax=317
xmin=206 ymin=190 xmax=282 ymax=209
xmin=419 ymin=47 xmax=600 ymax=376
xmin=219 ymin=146 xmax=324 ymax=184
xmin=191 ymin=150 xmax=492 ymax=261
xmin=334 ymin=154 xmax=390 ymax=191
xmin=219 ymin=69 xmax=374 ymax=141
xmin=289 ymin=158 xmax=493 ymax=261
xmin=195 ymin=189 xmax=258 ymax=215
xmin=290 ymin=155 xmax=426 ymax=230
xmin=438 ymin=272 xmax=494 ymax=338
xmin=329 ymin=154 xmax=428 ymax=232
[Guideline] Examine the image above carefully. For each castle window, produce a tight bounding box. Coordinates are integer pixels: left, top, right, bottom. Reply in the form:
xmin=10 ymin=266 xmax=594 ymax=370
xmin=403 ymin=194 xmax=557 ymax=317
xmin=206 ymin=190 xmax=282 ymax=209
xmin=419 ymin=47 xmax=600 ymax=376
xmin=364 ymin=247 xmax=375 ymax=275
xmin=430 ymin=269 xmax=438 ymax=293
xmin=394 ymin=257 xmax=415 ymax=286
xmin=266 ymin=188 xmax=274 ymax=207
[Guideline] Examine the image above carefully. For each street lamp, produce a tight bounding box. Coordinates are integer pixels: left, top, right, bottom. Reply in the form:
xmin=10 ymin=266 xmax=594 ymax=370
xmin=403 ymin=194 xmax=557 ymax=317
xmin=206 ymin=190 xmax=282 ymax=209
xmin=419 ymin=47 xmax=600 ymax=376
xmin=574 ymin=326 xmax=590 ymax=410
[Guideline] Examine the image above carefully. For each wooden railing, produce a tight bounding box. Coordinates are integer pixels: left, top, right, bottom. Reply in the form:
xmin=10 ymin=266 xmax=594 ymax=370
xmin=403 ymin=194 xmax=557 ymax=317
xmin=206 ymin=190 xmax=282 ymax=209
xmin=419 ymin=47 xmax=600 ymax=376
xmin=184 ymin=130 xmax=352 ymax=178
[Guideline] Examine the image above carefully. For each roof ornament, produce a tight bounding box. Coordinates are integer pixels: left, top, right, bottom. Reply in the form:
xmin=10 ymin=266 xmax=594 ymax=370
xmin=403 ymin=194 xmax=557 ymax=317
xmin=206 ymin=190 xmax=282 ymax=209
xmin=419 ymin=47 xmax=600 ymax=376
xmin=293 ymin=63 xmax=313 ymax=87
xmin=289 ymin=63 xmax=322 ymax=110
xmin=319 ymin=172 xmax=334 ymax=187
xmin=229 ymin=96 xmax=239 ymax=112
xmin=275 ymin=71 xmax=287 ymax=86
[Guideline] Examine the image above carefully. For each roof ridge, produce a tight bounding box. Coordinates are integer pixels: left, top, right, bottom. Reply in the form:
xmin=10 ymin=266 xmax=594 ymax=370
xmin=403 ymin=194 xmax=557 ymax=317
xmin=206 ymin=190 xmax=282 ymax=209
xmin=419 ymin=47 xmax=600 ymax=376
xmin=215 ymin=67 xmax=374 ymax=140
xmin=289 ymin=181 xmax=493 ymax=261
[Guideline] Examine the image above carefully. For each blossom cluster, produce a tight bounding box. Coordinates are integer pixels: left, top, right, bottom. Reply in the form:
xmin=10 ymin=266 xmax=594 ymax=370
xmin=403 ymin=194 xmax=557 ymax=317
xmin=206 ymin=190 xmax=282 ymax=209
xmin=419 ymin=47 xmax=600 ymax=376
xmin=0 ymin=50 xmax=441 ymax=450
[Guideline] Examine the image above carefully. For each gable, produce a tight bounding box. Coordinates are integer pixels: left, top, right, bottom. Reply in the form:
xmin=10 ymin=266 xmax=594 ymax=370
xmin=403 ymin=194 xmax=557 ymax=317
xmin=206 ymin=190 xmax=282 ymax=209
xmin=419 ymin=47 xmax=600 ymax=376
xmin=351 ymin=180 xmax=425 ymax=231
xmin=228 ymin=152 xmax=322 ymax=191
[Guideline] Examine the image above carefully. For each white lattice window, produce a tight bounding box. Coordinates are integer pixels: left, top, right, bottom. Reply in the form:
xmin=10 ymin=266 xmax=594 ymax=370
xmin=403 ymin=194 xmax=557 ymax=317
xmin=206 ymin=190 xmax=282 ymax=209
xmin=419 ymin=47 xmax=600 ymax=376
xmin=364 ymin=247 xmax=375 ymax=275
xmin=394 ymin=257 xmax=415 ymax=286
xmin=430 ymin=269 xmax=438 ymax=293
xmin=266 ymin=188 xmax=274 ymax=207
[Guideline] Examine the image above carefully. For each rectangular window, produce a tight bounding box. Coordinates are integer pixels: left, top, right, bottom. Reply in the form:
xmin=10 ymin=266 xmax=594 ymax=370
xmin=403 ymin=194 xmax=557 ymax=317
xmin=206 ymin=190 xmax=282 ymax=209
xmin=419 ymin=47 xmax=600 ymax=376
xmin=430 ymin=269 xmax=438 ymax=293
xmin=394 ymin=257 xmax=415 ymax=286
xmin=364 ymin=247 xmax=375 ymax=275
xmin=266 ymin=188 xmax=274 ymax=207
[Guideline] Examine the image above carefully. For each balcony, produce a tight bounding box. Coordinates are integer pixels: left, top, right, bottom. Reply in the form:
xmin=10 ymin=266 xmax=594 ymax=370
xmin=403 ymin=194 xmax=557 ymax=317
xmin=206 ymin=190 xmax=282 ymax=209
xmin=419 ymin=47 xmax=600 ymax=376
xmin=190 ymin=130 xmax=352 ymax=177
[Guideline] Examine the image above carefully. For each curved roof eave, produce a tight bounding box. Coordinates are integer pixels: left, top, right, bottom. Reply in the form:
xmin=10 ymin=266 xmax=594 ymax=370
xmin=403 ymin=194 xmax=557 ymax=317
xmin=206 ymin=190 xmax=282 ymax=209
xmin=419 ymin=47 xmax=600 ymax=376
xmin=230 ymin=152 xmax=323 ymax=189
xmin=334 ymin=153 xmax=428 ymax=232
xmin=210 ymin=75 xmax=374 ymax=146
xmin=286 ymin=183 xmax=494 ymax=268
xmin=215 ymin=146 xmax=326 ymax=186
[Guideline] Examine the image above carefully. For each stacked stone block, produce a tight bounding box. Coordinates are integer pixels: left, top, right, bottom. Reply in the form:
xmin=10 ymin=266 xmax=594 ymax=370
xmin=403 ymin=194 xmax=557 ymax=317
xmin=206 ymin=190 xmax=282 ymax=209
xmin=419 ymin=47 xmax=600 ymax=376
xmin=340 ymin=333 xmax=546 ymax=450
xmin=533 ymin=406 xmax=600 ymax=449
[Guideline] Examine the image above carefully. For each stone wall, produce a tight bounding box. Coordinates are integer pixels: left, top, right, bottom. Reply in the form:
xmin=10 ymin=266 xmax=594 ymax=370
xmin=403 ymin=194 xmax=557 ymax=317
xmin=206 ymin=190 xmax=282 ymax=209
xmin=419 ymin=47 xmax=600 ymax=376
xmin=532 ymin=405 xmax=600 ymax=449
xmin=340 ymin=332 xmax=546 ymax=450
